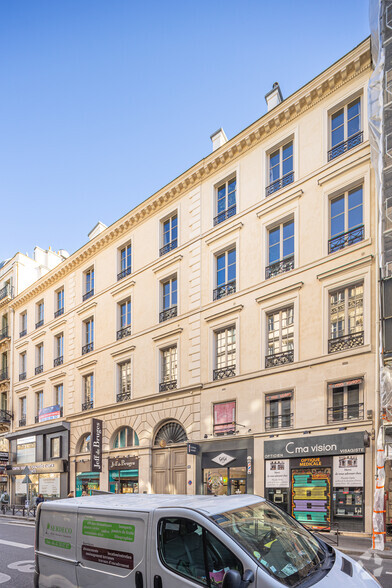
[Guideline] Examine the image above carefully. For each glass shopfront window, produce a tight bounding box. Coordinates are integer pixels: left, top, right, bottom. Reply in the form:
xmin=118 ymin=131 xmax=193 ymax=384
xmin=16 ymin=436 xmax=36 ymax=464
xmin=39 ymin=473 xmax=60 ymax=498
xmin=14 ymin=473 xmax=39 ymax=504
xmin=76 ymin=472 xmax=100 ymax=496
xmin=109 ymin=469 xmax=138 ymax=494
xmin=203 ymin=467 xmax=246 ymax=496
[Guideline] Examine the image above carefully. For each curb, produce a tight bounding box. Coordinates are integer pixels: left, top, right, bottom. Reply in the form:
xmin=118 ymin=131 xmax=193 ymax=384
xmin=0 ymin=515 xmax=35 ymax=523
xmin=339 ymin=548 xmax=392 ymax=560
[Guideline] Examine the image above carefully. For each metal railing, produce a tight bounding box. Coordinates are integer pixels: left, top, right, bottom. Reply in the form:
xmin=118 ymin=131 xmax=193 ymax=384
xmin=1 ymin=504 xmax=36 ymax=517
xmin=328 ymin=331 xmax=364 ymax=353
xmin=35 ymin=365 xmax=43 ymax=375
xmin=327 ymin=403 xmax=364 ymax=423
xmin=265 ymin=413 xmax=294 ymax=430
xmin=159 ymin=380 xmax=177 ymax=392
xmin=0 ymin=409 xmax=12 ymax=423
xmin=214 ymin=205 xmax=236 ymax=226
xmin=328 ymin=225 xmax=364 ymax=254
xmin=82 ymin=400 xmax=94 ymax=411
xmin=213 ymin=365 xmax=236 ymax=380
xmin=265 ymin=255 xmax=294 ymax=279
xmin=19 ymin=372 xmax=26 ymax=381
xmin=213 ymin=280 xmax=236 ymax=300
xmin=0 ymin=284 xmax=13 ymax=301
xmin=266 ymin=171 xmax=294 ymax=196
xmin=328 ymin=131 xmax=363 ymax=161
xmin=83 ymin=289 xmax=94 ymax=301
xmin=213 ymin=421 xmax=236 ymax=435
xmin=0 ymin=327 xmax=9 ymax=340
xmin=265 ymin=350 xmax=294 ymax=368
xmin=117 ymin=391 xmax=131 ymax=402
xmin=19 ymin=418 xmax=26 ymax=427
xmin=54 ymin=308 xmax=64 ymax=318
xmin=82 ymin=342 xmax=94 ymax=355
xmin=54 ymin=356 xmax=63 ymax=367
xmin=35 ymin=320 xmax=44 ymax=329
xmin=19 ymin=329 xmax=27 ymax=338
xmin=117 ymin=266 xmax=132 ymax=281
xmin=117 ymin=325 xmax=132 ymax=340
xmin=0 ymin=369 xmax=8 ymax=381
xmin=160 ymin=240 xmax=177 ymax=256
xmin=159 ymin=306 xmax=177 ymax=322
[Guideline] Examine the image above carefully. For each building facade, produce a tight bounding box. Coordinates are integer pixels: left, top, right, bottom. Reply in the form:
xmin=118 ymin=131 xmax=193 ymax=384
xmin=8 ymin=39 xmax=376 ymax=532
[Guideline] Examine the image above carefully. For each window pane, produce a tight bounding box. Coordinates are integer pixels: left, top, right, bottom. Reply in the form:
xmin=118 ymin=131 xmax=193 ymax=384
xmin=347 ymin=284 xmax=363 ymax=334
xmin=331 ymin=109 xmax=344 ymax=131
xmin=330 ymin=289 xmax=345 ymax=338
xmin=172 ymin=278 xmax=177 ymax=306
xmin=217 ymin=185 xmax=226 ymax=213
xmin=282 ymin=142 xmax=293 ymax=176
xmin=330 ymin=195 xmax=345 ymax=237
xmin=283 ymin=221 xmax=294 ymax=258
xmin=269 ymin=150 xmax=280 ymax=182
xmin=347 ymin=99 xmax=360 ymax=137
xmin=205 ymin=529 xmax=243 ymax=584
xmin=227 ymin=250 xmax=236 ymax=282
xmin=348 ymin=187 xmax=363 ymax=229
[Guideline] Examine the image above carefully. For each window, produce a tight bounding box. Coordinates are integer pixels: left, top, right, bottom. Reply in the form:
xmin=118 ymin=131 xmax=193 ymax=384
xmin=82 ymin=318 xmax=94 ymax=354
xmin=117 ymin=300 xmax=131 ymax=339
xmin=79 ymin=433 xmax=91 ymax=453
xmin=0 ymin=352 xmax=7 ymax=380
xmin=329 ymin=283 xmax=364 ymax=353
xmin=214 ymin=248 xmax=236 ymax=300
xmin=266 ymin=219 xmax=294 ymax=278
xmin=160 ymin=346 xmax=177 ymax=392
xmin=160 ymin=276 xmax=178 ymax=322
xmin=19 ymin=397 xmax=27 ymax=427
xmin=54 ymin=333 xmax=64 ymax=366
xmin=55 ymin=288 xmax=64 ymax=317
xmin=54 ymin=384 xmax=64 ymax=408
xmin=160 ymin=214 xmax=178 ymax=256
xmin=213 ymin=326 xmax=236 ymax=380
xmin=214 ymin=177 xmax=236 ymax=226
xmin=113 ymin=426 xmax=139 ymax=448
xmin=158 ymin=517 xmax=243 ymax=586
xmin=35 ymin=344 xmax=44 ymax=374
xmin=266 ymin=141 xmax=294 ymax=196
xmin=329 ymin=98 xmax=362 ymax=161
xmin=118 ymin=244 xmax=132 ymax=280
xmin=82 ymin=374 xmax=94 ymax=410
xmin=213 ymin=401 xmax=236 ymax=435
xmin=19 ymin=352 xmax=27 ymax=381
xmin=265 ymin=391 xmax=293 ymax=430
xmin=83 ymin=268 xmax=94 ymax=301
xmin=328 ymin=379 xmax=363 ymax=423
xmin=36 ymin=391 xmax=44 ymax=421
xmin=1 ymin=393 xmax=7 ymax=415
xmin=329 ymin=186 xmax=364 ymax=253
xmin=266 ymin=307 xmax=294 ymax=367
xmin=0 ymin=314 xmax=8 ymax=339
xmin=16 ymin=435 xmax=35 ymax=462
xmin=117 ymin=360 xmax=131 ymax=401
xmin=20 ymin=311 xmax=27 ymax=337
xmin=50 ymin=437 xmax=61 ymax=459
xmin=36 ymin=301 xmax=44 ymax=329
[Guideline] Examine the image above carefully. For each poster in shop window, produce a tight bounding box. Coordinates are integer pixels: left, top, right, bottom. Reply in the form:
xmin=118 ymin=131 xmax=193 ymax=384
xmin=265 ymin=460 xmax=290 ymax=488
xmin=333 ymin=454 xmax=364 ymax=487
xmin=39 ymin=476 xmax=60 ymax=496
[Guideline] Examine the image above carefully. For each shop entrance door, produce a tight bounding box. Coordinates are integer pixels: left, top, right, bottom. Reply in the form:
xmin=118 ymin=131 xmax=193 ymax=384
xmin=292 ymin=467 xmax=331 ymax=530
xmin=152 ymin=446 xmax=187 ymax=494
xmin=229 ymin=477 xmax=246 ymax=494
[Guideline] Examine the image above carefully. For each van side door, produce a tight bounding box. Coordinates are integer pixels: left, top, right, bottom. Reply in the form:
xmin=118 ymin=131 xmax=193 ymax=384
xmin=76 ymin=508 xmax=148 ymax=588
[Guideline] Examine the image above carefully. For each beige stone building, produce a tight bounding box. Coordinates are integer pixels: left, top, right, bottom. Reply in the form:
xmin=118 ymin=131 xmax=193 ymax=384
xmin=7 ymin=39 xmax=376 ymax=533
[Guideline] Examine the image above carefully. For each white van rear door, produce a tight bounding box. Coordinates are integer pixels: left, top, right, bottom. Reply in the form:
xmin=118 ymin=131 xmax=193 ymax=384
xmin=76 ymin=508 xmax=148 ymax=588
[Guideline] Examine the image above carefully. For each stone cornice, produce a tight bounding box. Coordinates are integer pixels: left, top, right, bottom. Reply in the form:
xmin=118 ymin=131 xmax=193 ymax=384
xmin=9 ymin=39 xmax=371 ymax=311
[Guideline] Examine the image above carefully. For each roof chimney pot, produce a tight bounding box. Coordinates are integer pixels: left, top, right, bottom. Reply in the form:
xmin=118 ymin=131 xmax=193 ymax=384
xmin=210 ymin=128 xmax=228 ymax=152
xmin=265 ymin=82 xmax=283 ymax=112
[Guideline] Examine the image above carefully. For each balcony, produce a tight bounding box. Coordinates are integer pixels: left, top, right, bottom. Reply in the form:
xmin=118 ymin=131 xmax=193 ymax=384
xmin=82 ymin=342 xmax=94 ymax=355
xmin=19 ymin=372 xmax=26 ymax=382
xmin=266 ymin=171 xmax=294 ymax=197
xmin=0 ymin=284 xmax=13 ymax=302
xmin=0 ymin=327 xmax=9 ymax=340
xmin=214 ymin=205 xmax=236 ymax=226
xmin=265 ymin=413 xmax=294 ymax=431
xmin=19 ymin=329 xmax=27 ymax=338
xmin=159 ymin=306 xmax=177 ymax=323
xmin=213 ymin=280 xmax=236 ymax=301
xmin=117 ymin=266 xmax=132 ymax=281
xmin=0 ymin=369 xmax=8 ymax=381
xmin=213 ymin=365 xmax=236 ymax=380
xmin=19 ymin=418 xmax=26 ymax=427
xmin=159 ymin=380 xmax=177 ymax=392
xmin=54 ymin=356 xmax=63 ymax=367
xmin=117 ymin=391 xmax=131 ymax=402
xmin=54 ymin=308 xmax=64 ymax=318
xmin=213 ymin=421 xmax=236 ymax=436
xmin=0 ymin=409 xmax=12 ymax=423
xmin=82 ymin=400 xmax=94 ymax=411
xmin=327 ymin=403 xmax=364 ymax=423
xmin=265 ymin=255 xmax=294 ymax=279
xmin=83 ymin=289 xmax=94 ymax=302
xmin=265 ymin=350 xmax=294 ymax=368
xmin=117 ymin=325 xmax=132 ymax=340
xmin=328 ymin=331 xmax=364 ymax=353
xmin=160 ymin=240 xmax=177 ymax=256
xmin=328 ymin=225 xmax=364 ymax=254
xmin=35 ymin=319 xmax=44 ymax=329
xmin=328 ymin=131 xmax=363 ymax=161
xmin=35 ymin=365 xmax=43 ymax=375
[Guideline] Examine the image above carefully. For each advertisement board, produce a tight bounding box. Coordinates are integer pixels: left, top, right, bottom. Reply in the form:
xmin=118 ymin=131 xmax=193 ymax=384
xmin=265 ymin=460 xmax=290 ymax=488
xmin=39 ymin=475 xmax=60 ymax=496
xmin=91 ymin=418 xmax=103 ymax=472
xmin=39 ymin=405 xmax=61 ymax=422
xmin=333 ymin=454 xmax=364 ymax=487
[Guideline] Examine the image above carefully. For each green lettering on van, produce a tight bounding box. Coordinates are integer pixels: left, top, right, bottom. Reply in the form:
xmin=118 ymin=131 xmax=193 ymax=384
xmin=45 ymin=538 xmax=71 ymax=550
xmin=82 ymin=520 xmax=135 ymax=542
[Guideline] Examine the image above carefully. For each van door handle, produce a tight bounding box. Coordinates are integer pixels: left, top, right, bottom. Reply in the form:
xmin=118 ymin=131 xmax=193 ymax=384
xmin=135 ymin=571 xmax=143 ymax=588
xmin=154 ymin=575 xmax=162 ymax=588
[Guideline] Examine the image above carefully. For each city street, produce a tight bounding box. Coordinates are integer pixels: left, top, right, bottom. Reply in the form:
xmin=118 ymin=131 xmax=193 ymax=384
xmin=1 ymin=516 xmax=392 ymax=587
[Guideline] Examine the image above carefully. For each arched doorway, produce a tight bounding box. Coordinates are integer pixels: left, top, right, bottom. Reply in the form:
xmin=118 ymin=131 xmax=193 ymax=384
xmin=152 ymin=421 xmax=187 ymax=494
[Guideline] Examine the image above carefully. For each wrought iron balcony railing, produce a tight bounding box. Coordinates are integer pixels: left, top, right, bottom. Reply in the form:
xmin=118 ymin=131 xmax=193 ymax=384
xmin=54 ymin=308 xmax=64 ymax=318
xmin=214 ymin=205 xmax=236 ymax=226
xmin=213 ymin=365 xmax=236 ymax=380
xmin=35 ymin=365 xmax=43 ymax=375
xmin=0 ymin=327 xmax=9 ymax=340
xmin=117 ymin=391 xmax=131 ymax=402
xmin=54 ymin=356 xmax=63 ymax=367
xmin=265 ymin=350 xmax=294 ymax=368
xmin=160 ymin=240 xmax=178 ymax=256
xmin=159 ymin=306 xmax=177 ymax=323
xmin=265 ymin=255 xmax=294 ymax=279
xmin=327 ymin=403 xmax=364 ymax=423
xmin=213 ymin=421 xmax=236 ymax=435
xmin=328 ymin=131 xmax=363 ymax=161
xmin=117 ymin=325 xmax=132 ymax=340
xmin=328 ymin=225 xmax=364 ymax=254
xmin=328 ymin=331 xmax=364 ymax=353
xmin=19 ymin=418 xmax=26 ymax=427
xmin=266 ymin=171 xmax=294 ymax=196
xmin=82 ymin=400 xmax=94 ymax=411
xmin=0 ymin=409 xmax=12 ymax=423
xmin=20 ymin=329 xmax=27 ymax=338
xmin=0 ymin=284 xmax=13 ymax=301
xmin=19 ymin=372 xmax=26 ymax=381
xmin=213 ymin=280 xmax=236 ymax=300
xmin=117 ymin=266 xmax=132 ymax=281
xmin=265 ymin=413 xmax=294 ymax=431
xmin=82 ymin=342 xmax=94 ymax=355
xmin=159 ymin=380 xmax=177 ymax=392
xmin=83 ymin=289 xmax=94 ymax=301
xmin=35 ymin=320 xmax=44 ymax=329
xmin=0 ymin=369 xmax=8 ymax=381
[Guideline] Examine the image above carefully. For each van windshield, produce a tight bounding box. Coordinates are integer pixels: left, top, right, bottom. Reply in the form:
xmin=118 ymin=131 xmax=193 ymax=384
xmin=211 ymin=502 xmax=326 ymax=587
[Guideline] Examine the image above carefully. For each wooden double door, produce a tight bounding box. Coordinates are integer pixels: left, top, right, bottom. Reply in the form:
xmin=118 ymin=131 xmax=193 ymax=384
xmin=152 ymin=446 xmax=187 ymax=494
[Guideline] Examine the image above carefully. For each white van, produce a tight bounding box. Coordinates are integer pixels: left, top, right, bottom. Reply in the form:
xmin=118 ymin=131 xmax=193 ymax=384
xmin=34 ymin=494 xmax=380 ymax=587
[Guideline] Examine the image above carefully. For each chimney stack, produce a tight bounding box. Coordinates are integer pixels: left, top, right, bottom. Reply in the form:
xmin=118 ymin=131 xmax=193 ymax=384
xmin=210 ymin=128 xmax=228 ymax=151
xmin=265 ymin=82 xmax=283 ymax=112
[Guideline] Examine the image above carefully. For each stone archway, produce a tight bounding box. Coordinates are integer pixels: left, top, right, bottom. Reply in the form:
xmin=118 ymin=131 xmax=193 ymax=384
xmin=152 ymin=421 xmax=187 ymax=494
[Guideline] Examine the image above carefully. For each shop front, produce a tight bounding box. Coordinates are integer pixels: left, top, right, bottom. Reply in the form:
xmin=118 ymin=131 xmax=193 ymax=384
xmin=75 ymin=460 xmax=100 ymax=496
xmin=264 ymin=431 xmax=367 ymax=532
xmin=0 ymin=450 xmax=9 ymax=494
xmin=108 ymin=456 xmax=139 ymax=494
xmin=8 ymin=459 xmax=66 ymax=504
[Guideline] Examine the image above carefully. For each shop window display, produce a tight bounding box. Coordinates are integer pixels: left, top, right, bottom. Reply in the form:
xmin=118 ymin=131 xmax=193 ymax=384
xmin=203 ymin=466 xmax=246 ymax=496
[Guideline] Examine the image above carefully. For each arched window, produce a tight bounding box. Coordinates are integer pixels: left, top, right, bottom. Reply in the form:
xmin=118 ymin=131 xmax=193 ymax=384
xmin=113 ymin=426 xmax=139 ymax=449
xmin=154 ymin=421 xmax=187 ymax=446
xmin=79 ymin=433 xmax=91 ymax=453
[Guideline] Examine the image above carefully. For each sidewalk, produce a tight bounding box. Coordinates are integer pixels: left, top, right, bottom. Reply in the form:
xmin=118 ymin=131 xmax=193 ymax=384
xmin=318 ymin=532 xmax=392 ymax=559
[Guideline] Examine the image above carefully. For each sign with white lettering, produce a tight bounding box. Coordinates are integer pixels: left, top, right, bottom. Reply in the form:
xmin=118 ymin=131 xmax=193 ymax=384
xmin=265 ymin=460 xmax=289 ymax=488
xmin=264 ymin=432 xmax=365 ymax=460
xmin=91 ymin=419 xmax=103 ymax=472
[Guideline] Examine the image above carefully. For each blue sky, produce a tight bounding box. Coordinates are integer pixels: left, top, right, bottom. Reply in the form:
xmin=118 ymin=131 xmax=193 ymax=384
xmin=0 ymin=0 xmax=370 ymax=261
